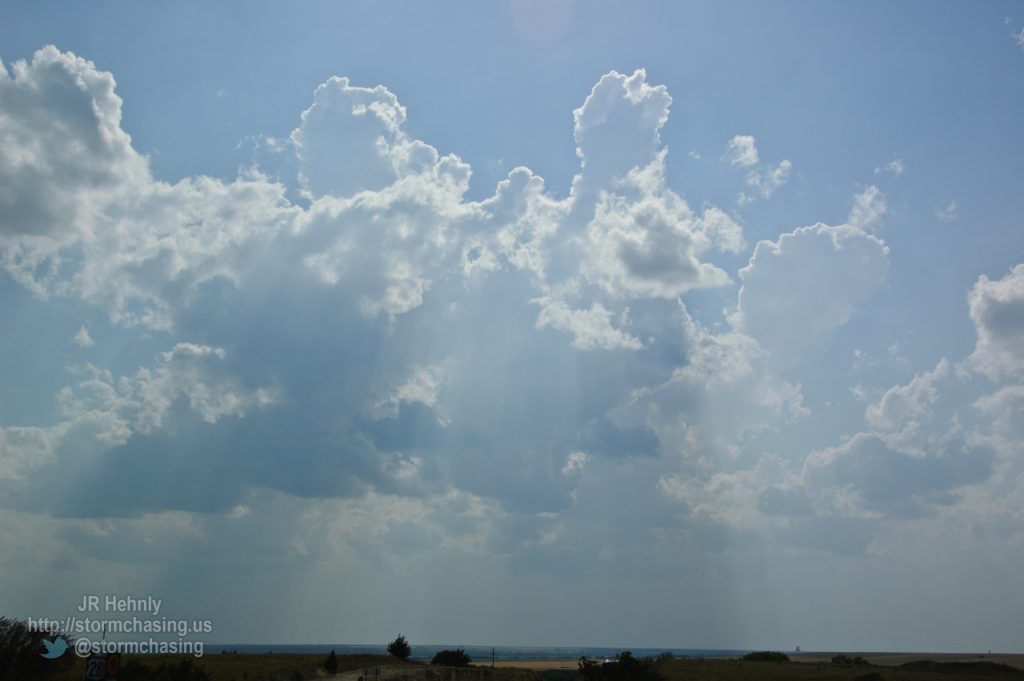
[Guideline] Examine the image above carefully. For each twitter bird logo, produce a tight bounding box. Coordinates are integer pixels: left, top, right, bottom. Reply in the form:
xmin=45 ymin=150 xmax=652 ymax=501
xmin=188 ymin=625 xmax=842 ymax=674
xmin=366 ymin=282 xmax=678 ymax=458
xmin=40 ymin=638 xmax=68 ymax=659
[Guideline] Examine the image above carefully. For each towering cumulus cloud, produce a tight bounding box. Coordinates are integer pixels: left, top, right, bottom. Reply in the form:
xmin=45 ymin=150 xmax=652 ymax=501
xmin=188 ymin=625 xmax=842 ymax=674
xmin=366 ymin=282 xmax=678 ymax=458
xmin=0 ymin=47 xmax=297 ymax=328
xmin=0 ymin=47 xmax=147 ymax=242
xmin=0 ymin=48 xmax=880 ymax=524
xmin=2 ymin=46 xmax=1020 ymax=646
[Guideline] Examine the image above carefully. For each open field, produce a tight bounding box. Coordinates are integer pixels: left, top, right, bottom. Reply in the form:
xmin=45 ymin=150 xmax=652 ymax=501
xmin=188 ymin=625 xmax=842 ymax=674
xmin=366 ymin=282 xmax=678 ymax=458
xmin=496 ymin=653 xmax=1024 ymax=672
xmin=53 ymin=652 xmax=419 ymax=681
xmin=491 ymin=659 xmax=579 ymax=670
xmin=49 ymin=651 xmax=1024 ymax=680
xmin=792 ymin=652 xmax=1024 ymax=669
xmin=656 ymin=656 xmax=1024 ymax=681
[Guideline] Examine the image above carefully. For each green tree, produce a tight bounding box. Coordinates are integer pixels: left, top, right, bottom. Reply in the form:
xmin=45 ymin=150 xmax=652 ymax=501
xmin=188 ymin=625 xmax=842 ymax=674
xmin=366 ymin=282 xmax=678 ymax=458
xmin=0 ymin=616 xmax=74 ymax=681
xmin=387 ymin=634 xmax=411 ymax=660
xmin=431 ymin=649 xmax=472 ymax=667
xmin=324 ymin=649 xmax=338 ymax=674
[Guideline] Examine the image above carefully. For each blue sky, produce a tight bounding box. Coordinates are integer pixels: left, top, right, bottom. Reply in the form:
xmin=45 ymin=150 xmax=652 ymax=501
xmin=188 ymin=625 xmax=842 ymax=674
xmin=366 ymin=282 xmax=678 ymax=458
xmin=2 ymin=1 xmax=1024 ymax=652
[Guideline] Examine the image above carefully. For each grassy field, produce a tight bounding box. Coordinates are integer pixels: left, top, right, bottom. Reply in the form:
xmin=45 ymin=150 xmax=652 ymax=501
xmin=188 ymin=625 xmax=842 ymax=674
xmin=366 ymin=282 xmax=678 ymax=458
xmin=792 ymin=652 xmax=1024 ymax=669
xmin=656 ymin=656 xmax=1024 ymax=681
xmin=492 ymin=659 xmax=579 ymax=670
xmin=54 ymin=652 xmax=418 ymax=681
xmin=49 ymin=652 xmax=1024 ymax=680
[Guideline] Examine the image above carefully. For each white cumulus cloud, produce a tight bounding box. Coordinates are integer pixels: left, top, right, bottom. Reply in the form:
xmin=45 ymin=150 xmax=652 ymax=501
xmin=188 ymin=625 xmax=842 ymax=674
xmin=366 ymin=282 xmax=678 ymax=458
xmin=848 ymin=185 xmax=887 ymax=231
xmin=732 ymin=216 xmax=889 ymax=362
xmin=71 ymin=325 xmax=94 ymax=348
xmin=534 ymin=297 xmax=642 ymax=350
xmin=724 ymin=135 xmax=759 ymax=167
xmin=967 ymin=264 xmax=1024 ymax=379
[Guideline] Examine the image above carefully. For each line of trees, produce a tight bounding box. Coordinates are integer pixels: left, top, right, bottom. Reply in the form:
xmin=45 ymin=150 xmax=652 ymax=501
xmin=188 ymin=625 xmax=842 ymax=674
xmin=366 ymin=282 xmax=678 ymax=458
xmin=578 ymin=651 xmax=664 ymax=681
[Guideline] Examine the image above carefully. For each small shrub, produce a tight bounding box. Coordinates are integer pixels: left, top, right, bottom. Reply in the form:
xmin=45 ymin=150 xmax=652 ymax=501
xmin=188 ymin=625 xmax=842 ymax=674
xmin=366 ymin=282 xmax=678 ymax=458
xmin=387 ymin=634 xmax=411 ymax=660
xmin=0 ymin=616 xmax=74 ymax=681
xmin=742 ymin=651 xmax=790 ymax=662
xmin=324 ymin=649 xmax=338 ymax=674
xmin=832 ymin=654 xmax=869 ymax=666
xmin=431 ymin=648 xmax=472 ymax=667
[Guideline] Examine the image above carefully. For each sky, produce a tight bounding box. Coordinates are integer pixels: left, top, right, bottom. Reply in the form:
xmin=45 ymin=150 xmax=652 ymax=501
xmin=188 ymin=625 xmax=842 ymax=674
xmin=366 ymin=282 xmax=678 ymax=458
xmin=1 ymin=0 xmax=1024 ymax=653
